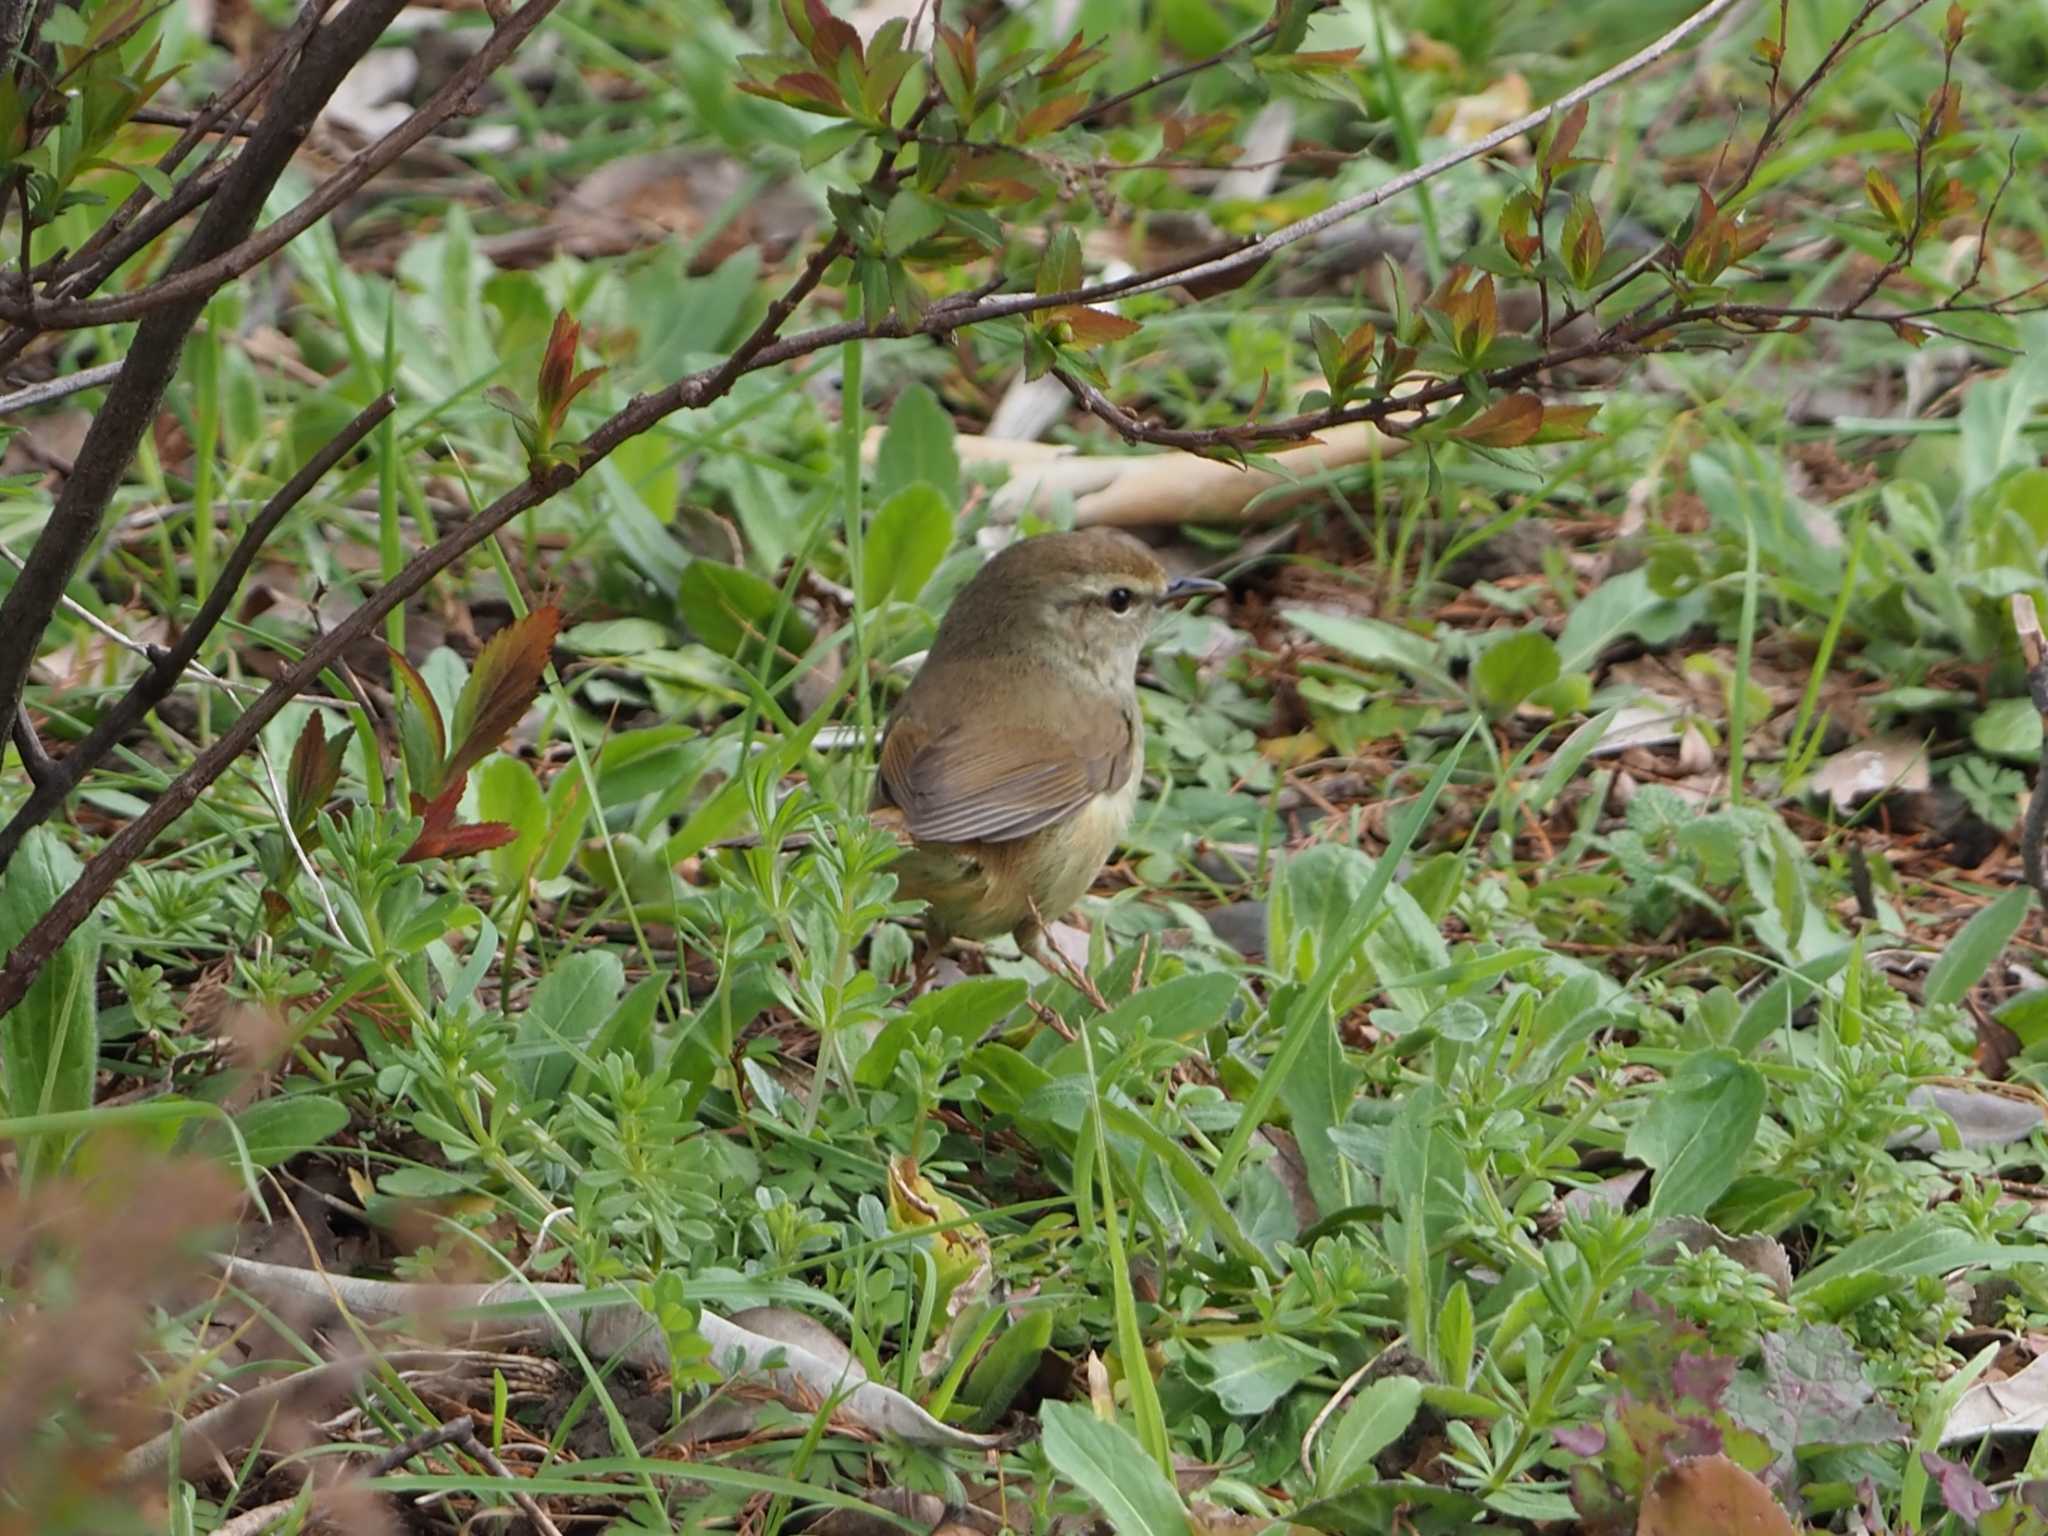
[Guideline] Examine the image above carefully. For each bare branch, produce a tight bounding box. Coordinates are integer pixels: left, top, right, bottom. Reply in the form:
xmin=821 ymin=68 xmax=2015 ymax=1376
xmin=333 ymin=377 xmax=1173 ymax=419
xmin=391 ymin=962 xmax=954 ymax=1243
xmin=0 ymin=360 xmax=122 ymax=414
xmin=11 ymin=704 xmax=53 ymax=786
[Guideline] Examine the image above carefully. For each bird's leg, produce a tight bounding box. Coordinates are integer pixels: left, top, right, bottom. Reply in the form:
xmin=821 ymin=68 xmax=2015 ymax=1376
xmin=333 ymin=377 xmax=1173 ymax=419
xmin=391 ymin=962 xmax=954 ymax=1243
xmin=909 ymin=919 xmax=946 ymax=999
xmin=1019 ymin=909 xmax=1109 ymax=1014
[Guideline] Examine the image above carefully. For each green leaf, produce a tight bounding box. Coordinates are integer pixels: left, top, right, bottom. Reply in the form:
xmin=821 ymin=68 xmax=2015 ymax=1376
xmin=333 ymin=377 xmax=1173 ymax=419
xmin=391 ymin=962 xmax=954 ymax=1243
xmin=1284 ymin=607 xmax=1451 ymax=690
xmin=1971 ymin=697 xmax=2041 ymax=760
xmin=875 ymin=381 xmax=959 ymax=504
xmin=0 ymin=827 xmax=100 ymax=1183
xmin=1436 ymin=1280 xmax=1474 ymax=1391
xmin=905 ymin=974 xmax=1028 ymax=1045
xmin=1098 ymin=1101 xmax=1271 ymax=1273
xmin=1530 ymin=706 xmax=1619 ymax=811
xmin=1194 ymin=1335 xmax=1329 ymax=1415
xmin=961 ymin=1305 xmax=1054 ymax=1427
xmin=476 ymin=754 xmax=549 ymax=892
xmin=1556 ymin=566 xmax=1705 ymax=672
xmin=229 ymin=1094 xmax=351 ymax=1167
xmin=1732 ymin=945 xmax=1854 ymax=1052
xmin=1626 ymin=1049 xmax=1765 ymax=1221
xmin=1090 ymin=970 xmax=1239 ymax=1042
xmin=881 ymin=188 xmax=948 ymax=255
xmin=860 ymin=482 xmax=953 ymax=610
xmin=1794 ymin=1216 xmax=2048 ymax=1316
xmin=1925 ymin=887 xmax=2032 ymax=1007
xmin=1316 ymin=1376 xmax=1424 ymax=1496
xmin=388 ymin=650 xmax=447 ymax=799
xmin=677 ymin=558 xmax=818 ymax=663
xmin=856 ymin=976 xmax=1029 ymax=1088
xmin=559 ymin=618 xmax=672 ymax=655
xmin=1216 ymin=731 xmax=1473 ymax=1189
xmin=800 ymin=120 xmax=868 ymax=168
xmin=1472 ymin=630 xmax=1561 ymax=715
xmin=1995 ymin=986 xmax=2048 ymax=1050
xmin=513 ymin=950 xmax=626 ymax=1100
xmin=1040 ymin=1401 xmax=1191 ymax=1536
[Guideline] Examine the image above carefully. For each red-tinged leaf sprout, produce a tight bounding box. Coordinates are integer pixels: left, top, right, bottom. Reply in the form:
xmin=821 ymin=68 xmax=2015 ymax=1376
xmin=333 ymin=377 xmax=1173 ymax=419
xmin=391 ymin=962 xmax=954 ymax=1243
xmin=1451 ymin=393 xmax=1544 ymax=448
xmin=1054 ymin=305 xmax=1142 ymax=347
xmin=536 ymin=311 xmax=606 ymax=447
xmin=795 ymin=0 xmax=863 ymax=71
xmin=401 ymin=779 xmax=518 ymax=864
xmin=397 ymin=605 xmax=560 ymax=864
xmin=285 ymin=711 xmax=347 ymax=842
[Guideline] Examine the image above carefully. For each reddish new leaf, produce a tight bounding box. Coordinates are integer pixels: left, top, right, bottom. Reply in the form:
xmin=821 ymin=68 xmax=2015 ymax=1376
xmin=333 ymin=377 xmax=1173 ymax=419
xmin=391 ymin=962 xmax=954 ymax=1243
xmin=445 ymin=605 xmax=561 ymax=789
xmin=1453 ymin=393 xmax=1543 ymax=448
xmin=537 ymin=311 xmax=606 ymax=439
xmin=286 ymin=711 xmax=348 ymax=838
xmin=800 ymin=0 xmax=863 ymax=68
xmin=1438 ymin=270 xmax=1498 ymax=361
xmin=1019 ymin=91 xmax=1089 ymax=140
xmin=1055 ymin=305 xmax=1142 ymax=346
xmin=400 ymin=775 xmax=518 ymax=864
xmin=1541 ymin=99 xmax=1588 ymax=182
xmin=1562 ymin=193 xmax=1605 ymax=288
xmin=1500 ymin=190 xmax=1541 ymax=267
xmin=736 ymin=70 xmax=846 ymax=114
xmin=1038 ymin=28 xmax=1107 ymax=90
xmin=1865 ymin=169 xmax=1905 ymax=233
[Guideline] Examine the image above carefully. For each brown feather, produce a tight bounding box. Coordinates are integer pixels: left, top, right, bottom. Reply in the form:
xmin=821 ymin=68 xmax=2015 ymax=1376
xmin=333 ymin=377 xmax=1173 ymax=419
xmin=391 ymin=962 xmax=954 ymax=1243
xmin=876 ymin=670 xmax=1133 ymax=845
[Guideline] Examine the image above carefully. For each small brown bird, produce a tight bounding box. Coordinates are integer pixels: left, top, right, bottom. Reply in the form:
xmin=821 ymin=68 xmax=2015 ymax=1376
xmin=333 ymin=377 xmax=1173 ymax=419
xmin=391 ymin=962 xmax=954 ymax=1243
xmin=873 ymin=528 xmax=1225 ymax=980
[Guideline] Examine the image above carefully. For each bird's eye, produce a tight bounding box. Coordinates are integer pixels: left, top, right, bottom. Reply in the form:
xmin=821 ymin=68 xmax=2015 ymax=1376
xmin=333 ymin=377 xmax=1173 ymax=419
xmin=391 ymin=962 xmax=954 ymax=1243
xmin=1106 ymin=587 xmax=1134 ymax=613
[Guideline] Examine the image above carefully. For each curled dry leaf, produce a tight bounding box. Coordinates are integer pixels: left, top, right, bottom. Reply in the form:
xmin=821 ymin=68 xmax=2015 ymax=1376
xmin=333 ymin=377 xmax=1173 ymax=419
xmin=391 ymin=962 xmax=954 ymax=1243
xmin=1809 ymin=734 xmax=1931 ymax=813
xmin=1943 ymin=1352 xmax=2048 ymax=1445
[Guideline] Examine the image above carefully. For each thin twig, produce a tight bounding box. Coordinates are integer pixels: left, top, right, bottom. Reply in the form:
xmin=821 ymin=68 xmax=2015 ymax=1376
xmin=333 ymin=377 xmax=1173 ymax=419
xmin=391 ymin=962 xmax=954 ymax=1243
xmin=11 ymin=703 xmax=53 ymax=785
xmin=0 ymin=359 xmax=123 ymax=413
xmin=445 ymin=1421 xmax=566 ymax=1536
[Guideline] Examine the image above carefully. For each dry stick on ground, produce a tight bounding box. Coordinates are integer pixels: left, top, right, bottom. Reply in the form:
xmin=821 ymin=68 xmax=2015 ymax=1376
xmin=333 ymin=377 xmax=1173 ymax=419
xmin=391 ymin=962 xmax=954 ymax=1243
xmin=0 ymin=392 xmax=395 ymax=868
xmin=0 ymin=0 xmax=412 ymax=741
xmin=0 ymin=0 xmax=2021 ymax=1014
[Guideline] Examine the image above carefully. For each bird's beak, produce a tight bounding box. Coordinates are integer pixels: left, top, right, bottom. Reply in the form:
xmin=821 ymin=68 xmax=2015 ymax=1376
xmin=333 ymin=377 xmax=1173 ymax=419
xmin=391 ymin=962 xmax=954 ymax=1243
xmin=1162 ymin=574 xmax=1228 ymax=605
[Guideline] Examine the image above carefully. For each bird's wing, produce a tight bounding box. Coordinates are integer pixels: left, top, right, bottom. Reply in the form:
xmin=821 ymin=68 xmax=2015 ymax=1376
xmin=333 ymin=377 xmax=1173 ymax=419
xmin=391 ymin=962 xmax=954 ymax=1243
xmin=877 ymin=696 xmax=1135 ymax=845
